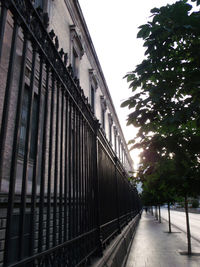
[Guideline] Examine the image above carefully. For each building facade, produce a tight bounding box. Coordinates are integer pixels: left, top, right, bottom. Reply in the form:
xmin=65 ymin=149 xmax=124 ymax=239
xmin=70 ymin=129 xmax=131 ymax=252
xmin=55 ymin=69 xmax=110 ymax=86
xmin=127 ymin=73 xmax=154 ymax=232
xmin=0 ymin=0 xmax=140 ymax=266
xmin=48 ymin=0 xmax=133 ymax=172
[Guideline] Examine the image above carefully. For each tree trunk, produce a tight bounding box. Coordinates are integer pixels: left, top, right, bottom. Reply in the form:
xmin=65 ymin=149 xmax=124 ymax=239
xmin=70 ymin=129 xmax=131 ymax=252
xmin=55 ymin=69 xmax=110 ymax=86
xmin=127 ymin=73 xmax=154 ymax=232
xmin=155 ymin=206 xmax=158 ymax=220
xmin=167 ymin=202 xmax=172 ymax=233
xmin=185 ymin=196 xmax=192 ymax=255
xmin=151 ymin=206 xmax=154 ymax=215
xmin=158 ymin=205 xmax=161 ymax=223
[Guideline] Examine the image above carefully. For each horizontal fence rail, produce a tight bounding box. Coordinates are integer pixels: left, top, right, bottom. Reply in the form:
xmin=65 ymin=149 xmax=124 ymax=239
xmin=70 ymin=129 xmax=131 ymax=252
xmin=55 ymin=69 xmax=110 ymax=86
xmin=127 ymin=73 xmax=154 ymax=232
xmin=0 ymin=1 xmax=142 ymax=266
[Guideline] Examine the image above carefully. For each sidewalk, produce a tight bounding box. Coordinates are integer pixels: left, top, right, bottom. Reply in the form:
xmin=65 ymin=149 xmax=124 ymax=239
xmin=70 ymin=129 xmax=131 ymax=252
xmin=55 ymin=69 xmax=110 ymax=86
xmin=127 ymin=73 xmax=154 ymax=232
xmin=125 ymin=212 xmax=200 ymax=267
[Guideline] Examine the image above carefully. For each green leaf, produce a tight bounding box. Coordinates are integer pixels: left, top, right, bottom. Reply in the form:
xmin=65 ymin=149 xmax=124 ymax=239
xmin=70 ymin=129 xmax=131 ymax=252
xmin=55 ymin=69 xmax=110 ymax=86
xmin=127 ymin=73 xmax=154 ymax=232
xmin=150 ymin=7 xmax=160 ymax=14
xmin=127 ymin=139 xmax=136 ymax=145
xmin=137 ymin=25 xmax=151 ymax=39
xmin=127 ymin=73 xmax=135 ymax=82
xmin=120 ymin=100 xmax=130 ymax=108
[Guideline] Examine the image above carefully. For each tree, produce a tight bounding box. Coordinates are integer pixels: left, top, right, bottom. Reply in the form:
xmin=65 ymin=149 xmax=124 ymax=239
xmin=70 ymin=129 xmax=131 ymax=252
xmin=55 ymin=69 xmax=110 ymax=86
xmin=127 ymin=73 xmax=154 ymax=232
xmin=122 ymin=0 xmax=200 ymax=255
xmin=139 ymin=153 xmax=178 ymax=229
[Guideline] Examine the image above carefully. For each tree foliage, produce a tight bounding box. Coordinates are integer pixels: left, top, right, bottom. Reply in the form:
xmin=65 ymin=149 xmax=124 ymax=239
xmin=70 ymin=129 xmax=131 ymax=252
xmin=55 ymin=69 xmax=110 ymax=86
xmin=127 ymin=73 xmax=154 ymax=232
xmin=124 ymin=0 xmax=200 ymax=136
xmin=123 ymin=0 xmax=200 ymax=202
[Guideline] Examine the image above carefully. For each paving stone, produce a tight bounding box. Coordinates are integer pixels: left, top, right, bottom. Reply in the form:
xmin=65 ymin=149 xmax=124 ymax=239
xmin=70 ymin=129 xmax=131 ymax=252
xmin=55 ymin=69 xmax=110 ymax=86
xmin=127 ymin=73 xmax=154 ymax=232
xmin=125 ymin=213 xmax=200 ymax=267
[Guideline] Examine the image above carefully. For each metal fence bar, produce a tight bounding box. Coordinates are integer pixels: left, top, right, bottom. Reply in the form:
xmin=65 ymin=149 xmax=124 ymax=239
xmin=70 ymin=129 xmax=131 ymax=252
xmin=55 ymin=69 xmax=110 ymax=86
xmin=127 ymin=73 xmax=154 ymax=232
xmin=68 ymin=100 xmax=72 ymax=241
xmin=18 ymin=45 xmax=37 ymax=260
xmin=76 ymin=110 xmax=79 ymax=238
xmin=38 ymin=64 xmax=50 ymax=252
xmin=95 ymin=134 xmax=103 ymax=257
xmin=85 ymin=125 xmax=89 ymax=233
xmin=46 ymin=71 xmax=55 ymax=249
xmin=59 ymin=87 xmax=64 ymax=245
xmin=30 ymin=53 xmax=44 ymax=255
xmin=64 ymin=94 xmax=69 ymax=242
xmin=72 ymin=104 xmax=76 ymax=239
xmin=53 ymin=81 xmax=60 ymax=247
xmin=89 ymin=132 xmax=95 ymax=232
xmin=0 ymin=18 xmax=19 ymax=182
xmin=83 ymin=120 xmax=86 ymax=235
xmin=80 ymin=117 xmax=84 ymax=237
xmin=3 ymin=30 xmax=28 ymax=266
xmin=115 ymin=158 xmax=121 ymax=234
xmin=0 ymin=1 xmax=8 ymax=62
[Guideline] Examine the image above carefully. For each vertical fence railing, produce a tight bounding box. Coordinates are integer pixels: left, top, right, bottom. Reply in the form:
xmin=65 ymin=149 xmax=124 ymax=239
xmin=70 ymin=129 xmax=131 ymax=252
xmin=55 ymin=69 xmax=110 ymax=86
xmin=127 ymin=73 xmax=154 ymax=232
xmin=0 ymin=1 xmax=142 ymax=266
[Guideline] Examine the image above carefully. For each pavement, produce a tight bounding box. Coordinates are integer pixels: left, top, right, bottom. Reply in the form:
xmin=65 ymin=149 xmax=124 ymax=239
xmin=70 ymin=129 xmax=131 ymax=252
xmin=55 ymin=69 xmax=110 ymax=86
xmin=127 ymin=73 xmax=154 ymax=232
xmin=125 ymin=212 xmax=200 ymax=267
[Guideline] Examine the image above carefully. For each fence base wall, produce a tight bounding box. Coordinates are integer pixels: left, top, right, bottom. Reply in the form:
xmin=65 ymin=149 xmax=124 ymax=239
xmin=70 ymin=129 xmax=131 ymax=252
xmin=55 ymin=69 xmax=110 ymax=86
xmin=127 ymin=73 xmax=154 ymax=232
xmin=91 ymin=213 xmax=141 ymax=267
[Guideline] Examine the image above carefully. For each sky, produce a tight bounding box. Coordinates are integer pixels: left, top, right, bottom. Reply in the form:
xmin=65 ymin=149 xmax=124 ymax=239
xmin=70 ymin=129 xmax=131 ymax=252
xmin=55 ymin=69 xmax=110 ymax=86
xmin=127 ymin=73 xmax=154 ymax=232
xmin=78 ymin=0 xmax=178 ymax=169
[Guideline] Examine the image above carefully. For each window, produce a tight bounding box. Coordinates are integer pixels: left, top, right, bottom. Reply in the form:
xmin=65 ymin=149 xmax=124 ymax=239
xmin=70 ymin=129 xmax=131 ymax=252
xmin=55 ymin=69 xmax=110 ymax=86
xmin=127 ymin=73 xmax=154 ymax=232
xmin=33 ymin=0 xmax=43 ymax=9
xmin=100 ymin=96 xmax=107 ymax=130
xmin=70 ymin=25 xmax=84 ymax=78
xmin=32 ymin=0 xmax=50 ymax=15
xmin=101 ymin=109 xmax=105 ymax=129
xmin=18 ymin=86 xmax=38 ymax=162
xmin=91 ymin=85 xmax=95 ymax=111
xmin=114 ymin=126 xmax=118 ymax=154
xmin=118 ymin=137 xmax=121 ymax=159
xmin=108 ymin=114 xmax=113 ymax=144
xmin=72 ymin=48 xmax=79 ymax=77
xmin=16 ymin=72 xmax=45 ymax=194
xmin=89 ymin=69 xmax=98 ymax=113
xmin=109 ymin=121 xmax=112 ymax=143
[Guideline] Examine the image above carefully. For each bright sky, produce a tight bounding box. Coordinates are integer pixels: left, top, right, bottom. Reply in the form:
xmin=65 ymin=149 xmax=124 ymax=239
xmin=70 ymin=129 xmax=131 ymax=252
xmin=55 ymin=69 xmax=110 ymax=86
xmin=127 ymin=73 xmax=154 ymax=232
xmin=78 ymin=0 xmax=179 ymax=169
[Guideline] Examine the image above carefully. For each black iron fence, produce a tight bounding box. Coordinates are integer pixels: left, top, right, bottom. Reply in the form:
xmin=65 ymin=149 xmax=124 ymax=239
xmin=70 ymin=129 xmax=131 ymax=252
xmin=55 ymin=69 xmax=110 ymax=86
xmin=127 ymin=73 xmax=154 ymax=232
xmin=0 ymin=1 xmax=141 ymax=266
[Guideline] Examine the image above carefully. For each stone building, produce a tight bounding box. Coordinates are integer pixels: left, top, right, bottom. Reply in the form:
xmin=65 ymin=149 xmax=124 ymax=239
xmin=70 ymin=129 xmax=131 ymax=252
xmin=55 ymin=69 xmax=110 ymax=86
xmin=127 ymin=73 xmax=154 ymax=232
xmin=47 ymin=0 xmax=133 ymax=172
xmin=0 ymin=1 xmax=139 ymax=266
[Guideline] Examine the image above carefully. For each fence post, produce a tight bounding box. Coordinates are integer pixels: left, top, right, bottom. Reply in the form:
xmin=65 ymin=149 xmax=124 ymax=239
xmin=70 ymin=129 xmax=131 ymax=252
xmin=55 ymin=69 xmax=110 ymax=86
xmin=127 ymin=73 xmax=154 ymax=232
xmin=0 ymin=16 xmax=19 ymax=188
xmin=135 ymin=188 xmax=140 ymax=214
xmin=114 ymin=157 xmax=121 ymax=234
xmin=94 ymin=121 xmax=103 ymax=257
xmin=123 ymin=172 xmax=129 ymax=225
